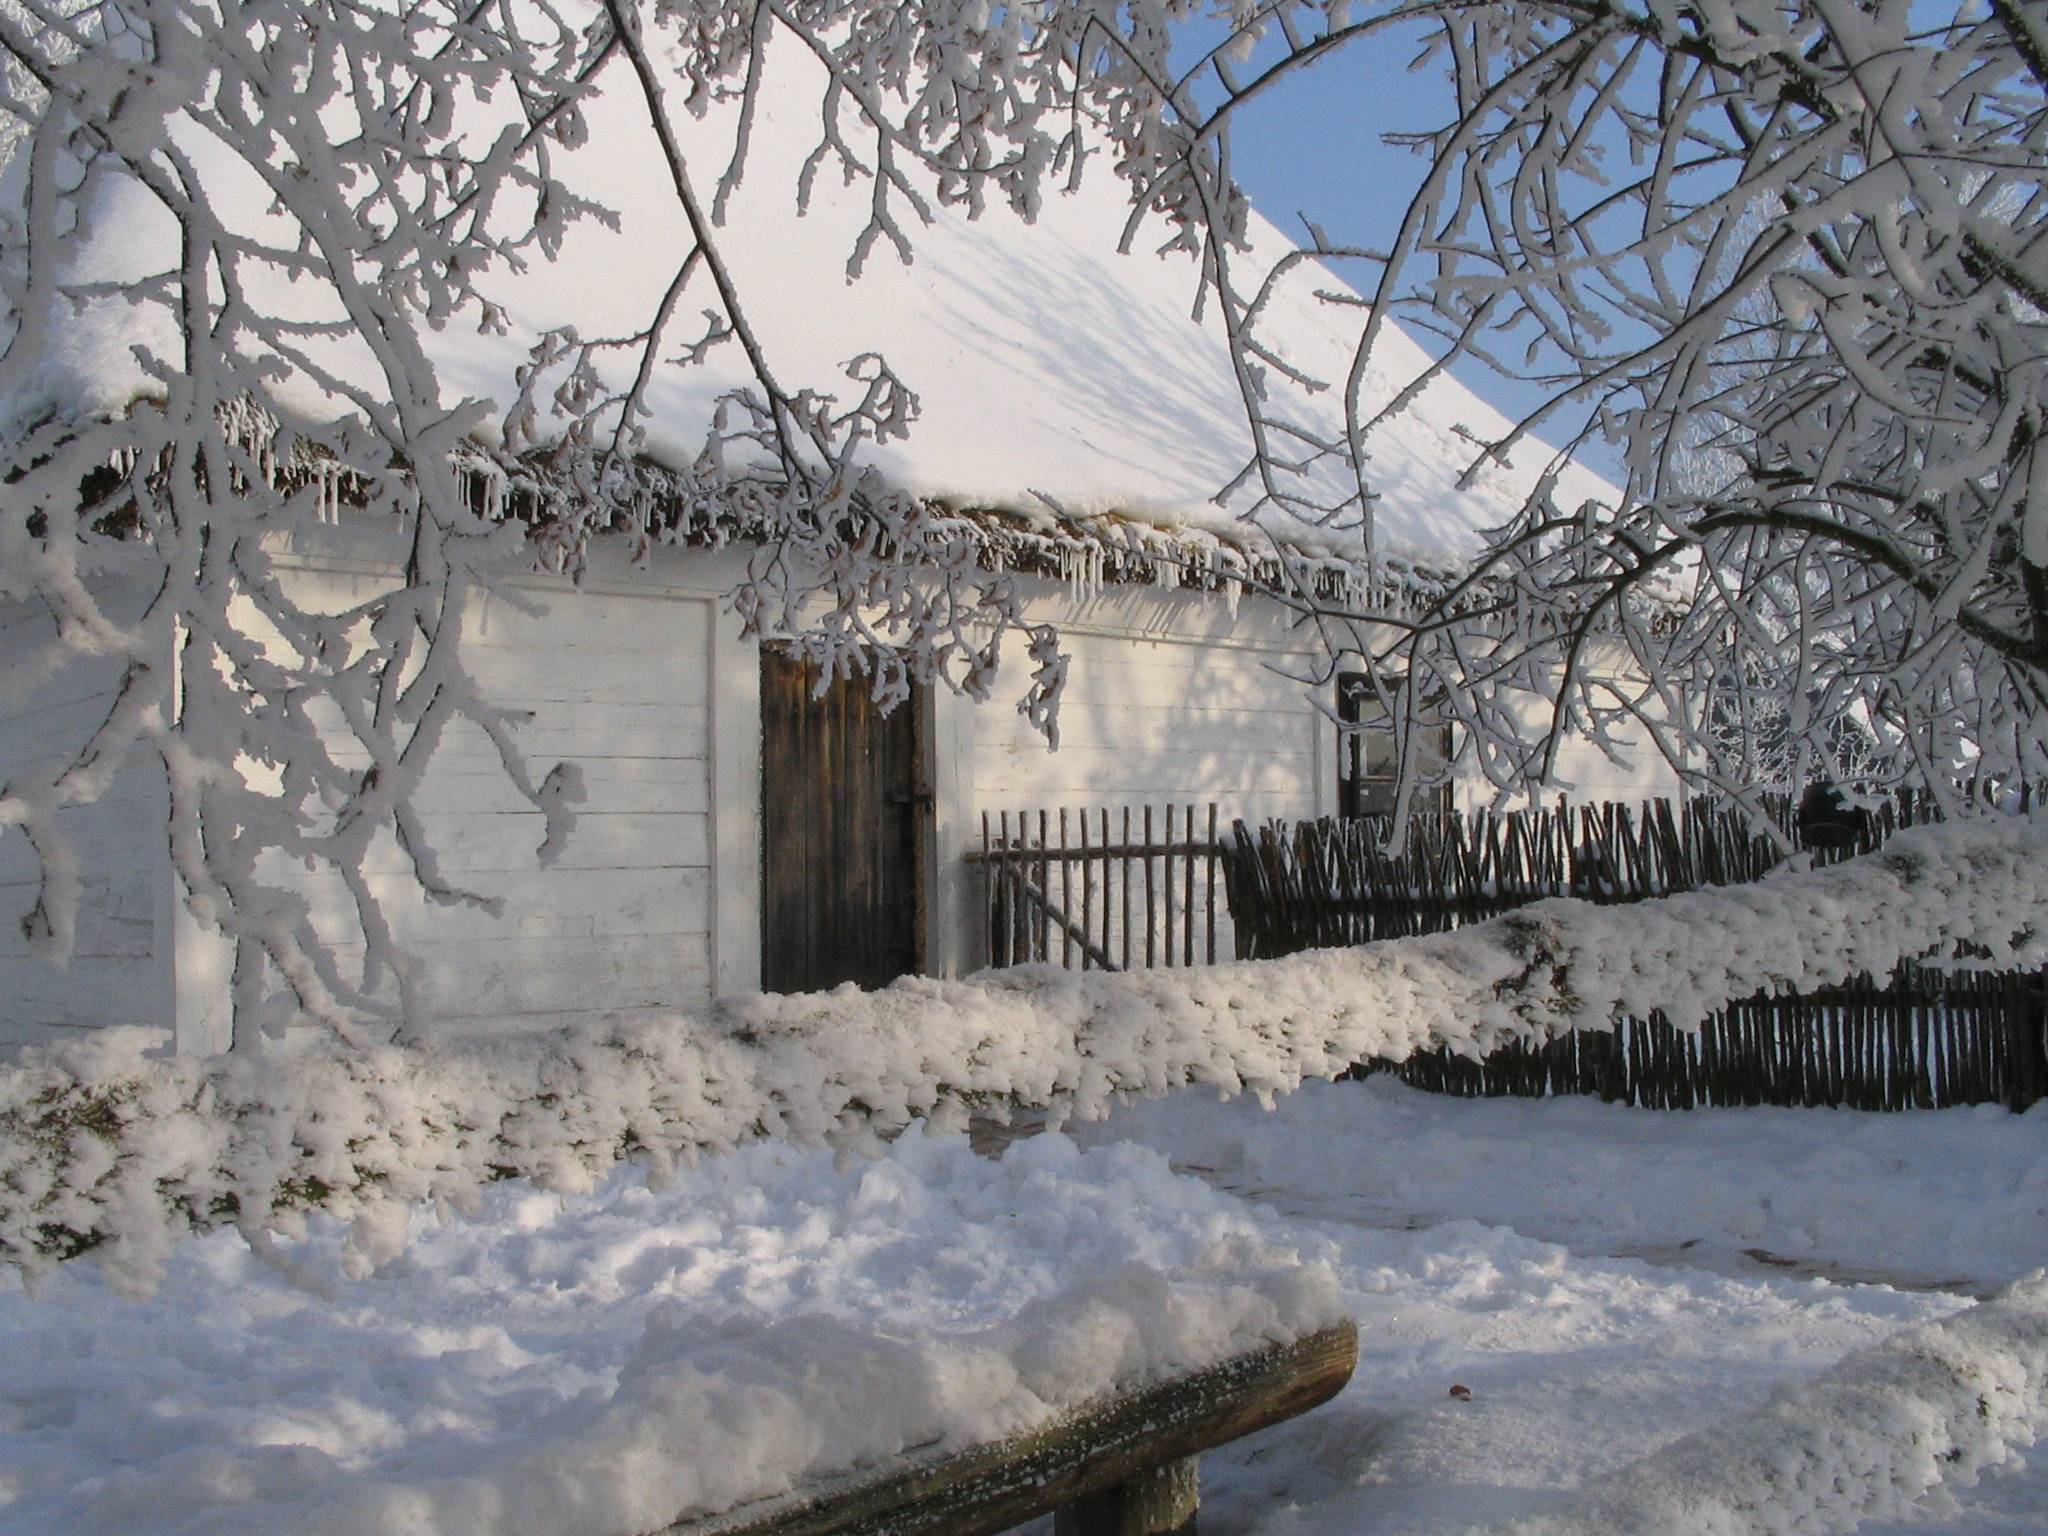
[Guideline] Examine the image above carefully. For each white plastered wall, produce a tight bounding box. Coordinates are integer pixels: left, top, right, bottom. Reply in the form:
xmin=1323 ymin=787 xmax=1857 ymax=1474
xmin=1450 ymin=638 xmax=1690 ymax=810
xmin=927 ymin=578 xmax=1336 ymax=977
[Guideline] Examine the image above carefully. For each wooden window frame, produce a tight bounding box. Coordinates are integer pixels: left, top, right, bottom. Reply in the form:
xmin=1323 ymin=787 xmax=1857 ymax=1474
xmin=1336 ymin=672 xmax=1452 ymax=820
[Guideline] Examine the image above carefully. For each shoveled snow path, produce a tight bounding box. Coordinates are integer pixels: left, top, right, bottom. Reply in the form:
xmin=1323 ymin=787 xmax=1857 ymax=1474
xmin=1073 ymin=1081 xmax=2048 ymax=1536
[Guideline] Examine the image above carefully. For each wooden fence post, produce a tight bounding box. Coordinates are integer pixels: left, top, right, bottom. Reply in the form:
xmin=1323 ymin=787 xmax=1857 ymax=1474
xmin=2009 ymin=968 xmax=2048 ymax=1114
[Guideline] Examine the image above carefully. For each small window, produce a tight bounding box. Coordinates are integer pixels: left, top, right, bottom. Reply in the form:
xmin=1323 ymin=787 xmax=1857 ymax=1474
xmin=1337 ymin=672 xmax=1452 ymax=819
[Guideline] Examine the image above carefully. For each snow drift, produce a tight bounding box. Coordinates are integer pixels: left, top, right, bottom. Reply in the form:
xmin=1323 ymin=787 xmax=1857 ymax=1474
xmin=1482 ymin=1273 xmax=2048 ymax=1536
xmin=0 ymin=1130 xmax=1344 ymax=1536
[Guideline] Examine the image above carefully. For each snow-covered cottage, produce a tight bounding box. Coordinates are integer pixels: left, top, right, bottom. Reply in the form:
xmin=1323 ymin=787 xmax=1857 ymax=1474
xmin=0 ymin=53 xmax=1680 ymax=1055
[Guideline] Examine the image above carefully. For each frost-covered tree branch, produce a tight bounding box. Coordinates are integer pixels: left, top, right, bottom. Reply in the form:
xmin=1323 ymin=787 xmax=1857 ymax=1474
xmin=5 ymin=0 xmax=2043 ymax=1048
xmin=0 ymin=0 xmax=1092 ymax=1045
xmin=1084 ymin=0 xmax=2048 ymax=821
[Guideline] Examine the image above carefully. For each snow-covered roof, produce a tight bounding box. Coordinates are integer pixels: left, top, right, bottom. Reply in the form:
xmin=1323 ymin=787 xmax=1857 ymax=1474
xmin=1 ymin=46 xmax=1618 ymax=573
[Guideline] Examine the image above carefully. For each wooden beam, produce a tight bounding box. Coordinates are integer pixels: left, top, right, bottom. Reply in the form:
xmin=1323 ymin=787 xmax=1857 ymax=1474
xmin=654 ymin=1322 xmax=1358 ymax=1536
xmin=1056 ymin=1458 xmax=1197 ymax=1536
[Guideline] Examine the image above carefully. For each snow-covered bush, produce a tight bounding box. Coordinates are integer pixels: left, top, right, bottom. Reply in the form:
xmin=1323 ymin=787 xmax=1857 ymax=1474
xmin=7 ymin=813 xmax=2044 ymax=1297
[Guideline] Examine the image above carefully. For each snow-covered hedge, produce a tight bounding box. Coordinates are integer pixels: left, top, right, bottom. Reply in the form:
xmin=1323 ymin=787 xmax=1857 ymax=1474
xmin=6 ymin=815 xmax=2047 ymax=1295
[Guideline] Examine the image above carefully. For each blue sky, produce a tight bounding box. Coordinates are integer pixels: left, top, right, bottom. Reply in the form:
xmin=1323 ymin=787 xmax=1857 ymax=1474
xmin=1177 ymin=19 xmax=1442 ymax=271
xmin=1171 ymin=16 xmax=1622 ymax=469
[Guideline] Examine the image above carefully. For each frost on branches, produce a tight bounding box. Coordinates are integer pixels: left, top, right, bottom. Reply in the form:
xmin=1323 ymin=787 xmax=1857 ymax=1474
xmin=6 ymin=812 xmax=2044 ymax=1296
xmin=4 ymin=0 xmax=2044 ymax=1047
xmin=0 ymin=0 xmax=1094 ymax=1042
xmin=1100 ymin=0 xmax=2048 ymax=818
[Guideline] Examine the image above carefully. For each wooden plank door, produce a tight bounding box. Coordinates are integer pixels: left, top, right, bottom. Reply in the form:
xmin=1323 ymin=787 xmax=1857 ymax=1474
xmin=759 ymin=648 xmax=927 ymax=993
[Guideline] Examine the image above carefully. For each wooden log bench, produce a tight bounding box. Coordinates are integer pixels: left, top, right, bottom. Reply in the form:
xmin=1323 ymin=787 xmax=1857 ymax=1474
xmin=652 ymin=1320 xmax=1358 ymax=1536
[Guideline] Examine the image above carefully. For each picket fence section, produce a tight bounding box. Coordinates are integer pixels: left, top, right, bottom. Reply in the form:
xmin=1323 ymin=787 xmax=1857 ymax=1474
xmin=971 ymin=805 xmax=1229 ymax=971
xmin=1220 ymin=792 xmax=1932 ymax=956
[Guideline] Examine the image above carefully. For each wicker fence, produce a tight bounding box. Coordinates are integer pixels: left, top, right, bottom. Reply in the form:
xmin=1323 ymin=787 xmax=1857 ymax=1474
xmin=1220 ymin=796 xmax=2048 ymax=1112
xmin=1222 ymin=793 xmax=1929 ymax=956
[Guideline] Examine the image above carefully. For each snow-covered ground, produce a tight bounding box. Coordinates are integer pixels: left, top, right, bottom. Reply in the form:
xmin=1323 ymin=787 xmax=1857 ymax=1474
xmin=3 ymin=1080 xmax=2045 ymax=1536
xmin=1074 ymin=1078 xmax=2048 ymax=1295
xmin=0 ymin=1132 xmax=1338 ymax=1536
xmin=1074 ymin=1080 xmax=2048 ymax=1536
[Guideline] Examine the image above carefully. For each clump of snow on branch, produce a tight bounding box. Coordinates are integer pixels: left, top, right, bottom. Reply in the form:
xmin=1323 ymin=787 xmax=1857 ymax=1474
xmin=6 ymin=814 xmax=2044 ymax=1296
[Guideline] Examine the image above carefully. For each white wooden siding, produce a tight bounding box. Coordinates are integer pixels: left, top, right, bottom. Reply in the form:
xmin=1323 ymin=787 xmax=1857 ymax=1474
xmin=245 ymin=564 xmax=722 ymax=1038
xmin=0 ymin=583 xmax=169 ymax=1047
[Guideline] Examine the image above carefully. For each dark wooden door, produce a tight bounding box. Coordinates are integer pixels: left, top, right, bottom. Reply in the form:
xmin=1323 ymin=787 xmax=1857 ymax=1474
xmin=760 ymin=648 xmax=926 ymax=993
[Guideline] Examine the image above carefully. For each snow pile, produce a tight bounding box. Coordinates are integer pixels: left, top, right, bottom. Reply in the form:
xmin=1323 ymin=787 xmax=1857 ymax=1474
xmin=5 ymin=814 xmax=2046 ymax=1294
xmin=1479 ymin=1273 xmax=2048 ymax=1536
xmin=0 ymin=1130 xmax=1342 ymax=1536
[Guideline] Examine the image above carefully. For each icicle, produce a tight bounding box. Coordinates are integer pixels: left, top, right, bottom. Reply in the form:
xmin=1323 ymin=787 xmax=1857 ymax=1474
xmin=1057 ymin=539 xmax=1102 ymax=601
xmin=462 ymin=459 xmax=508 ymax=523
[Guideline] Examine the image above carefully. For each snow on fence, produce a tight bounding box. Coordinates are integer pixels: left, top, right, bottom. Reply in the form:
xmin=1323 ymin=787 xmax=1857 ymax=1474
xmin=6 ymin=813 xmax=2047 ymax=1294
xmin=971 ymin=805 xmax=1231 ymax=971
xmin=1223 ymin=796 xmax=2048 ymax=1111
xmin=1390 ymin=969 xmax=2045 ymax=1111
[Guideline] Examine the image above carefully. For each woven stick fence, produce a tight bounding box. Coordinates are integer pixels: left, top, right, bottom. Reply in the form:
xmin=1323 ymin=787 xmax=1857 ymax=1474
xmin=1220 ymin=795 xmax=2048 ymax=1112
